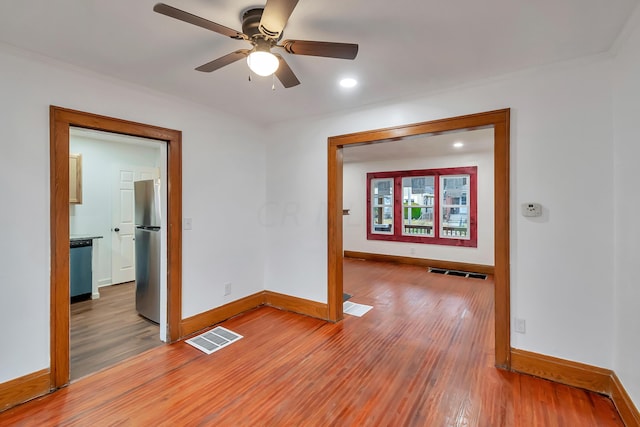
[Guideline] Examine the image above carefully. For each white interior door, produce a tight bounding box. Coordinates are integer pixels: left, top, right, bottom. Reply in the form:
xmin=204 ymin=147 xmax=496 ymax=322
xmin=111 ymin=166 xmax=159 ymax=285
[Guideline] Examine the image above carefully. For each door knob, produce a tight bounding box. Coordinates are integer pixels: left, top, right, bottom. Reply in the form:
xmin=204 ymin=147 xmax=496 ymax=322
xmin=114 ymin=227 xmax=120 ymax=232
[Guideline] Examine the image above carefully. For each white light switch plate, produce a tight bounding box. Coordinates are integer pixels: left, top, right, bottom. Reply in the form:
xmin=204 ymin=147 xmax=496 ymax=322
xmin=521 ymin=203 xmax=542 ymax=217
xmin=184 ymin=218 xmax=192 ymax=230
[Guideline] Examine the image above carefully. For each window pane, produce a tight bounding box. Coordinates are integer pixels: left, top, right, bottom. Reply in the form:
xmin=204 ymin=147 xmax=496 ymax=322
xmin=440 ymin=175 xmax=470 ymax=239
xmin=401 ymin=176 xmax=434 ymax=237
xmin=371 ymin=178 xmax=393 ymax=234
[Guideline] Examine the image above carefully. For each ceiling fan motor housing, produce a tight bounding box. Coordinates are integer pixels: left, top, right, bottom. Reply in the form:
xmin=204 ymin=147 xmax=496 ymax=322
xmin=242 ymin=8 xmax=281 ymax=43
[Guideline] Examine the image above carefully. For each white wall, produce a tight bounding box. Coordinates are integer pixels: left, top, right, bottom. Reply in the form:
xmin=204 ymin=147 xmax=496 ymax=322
xmin=2 ymin=20 xmax=638 ymax=409
xmin=612 ymin=8 xmax=640 ymax=406
xmin=69 ymin=133 xmax=160 ymax=287
xmin=0 ymin=44 xmax=266 ymax=383
xmin=343 ymin=150 xmax=494 ymax=266
xmin=266 ymin=56 xmax=615 ymax=370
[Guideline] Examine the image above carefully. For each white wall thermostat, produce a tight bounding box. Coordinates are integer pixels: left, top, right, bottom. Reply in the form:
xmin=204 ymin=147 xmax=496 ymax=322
xmin=521 ymin=203 xmax=542 ymax=217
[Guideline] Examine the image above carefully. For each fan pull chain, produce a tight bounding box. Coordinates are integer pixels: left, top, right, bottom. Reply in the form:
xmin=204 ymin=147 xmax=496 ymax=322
xmin=272 ymin=73 xmax=276 ymax=91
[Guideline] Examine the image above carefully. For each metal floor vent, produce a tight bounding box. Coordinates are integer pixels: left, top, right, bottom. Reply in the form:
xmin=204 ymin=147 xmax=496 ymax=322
xmin=428 ymin=267 xmax=487 ymax=280
xmin=186 ymin=326 xmax=243 ymax=355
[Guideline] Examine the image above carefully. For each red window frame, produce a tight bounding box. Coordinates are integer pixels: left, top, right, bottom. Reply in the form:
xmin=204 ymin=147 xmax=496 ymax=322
xmin=366 ymin=166 xmax=477 ymax=247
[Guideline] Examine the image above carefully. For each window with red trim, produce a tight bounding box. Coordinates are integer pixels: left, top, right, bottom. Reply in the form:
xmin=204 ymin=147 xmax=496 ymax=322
xmin=367 ymin=166 xmax=477 ymax=247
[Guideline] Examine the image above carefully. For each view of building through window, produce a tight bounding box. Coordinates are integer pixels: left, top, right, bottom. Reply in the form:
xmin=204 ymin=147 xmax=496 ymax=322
xmin=402 ymin=176 xmax=435 ymax=237
xmin=367 ymin=167 xmax=477 ymax=247
xmin=440 ymin=175 xmax=469 ymax=238
xmin=371 ymin=178 xmax=394 ymax=233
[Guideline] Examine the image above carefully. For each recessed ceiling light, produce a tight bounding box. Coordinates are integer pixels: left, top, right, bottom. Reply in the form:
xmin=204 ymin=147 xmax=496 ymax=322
xmin=339 ymin=78 xmax=358 ymax=88
xmin=453 ymin=142 xmax=464 ymax=148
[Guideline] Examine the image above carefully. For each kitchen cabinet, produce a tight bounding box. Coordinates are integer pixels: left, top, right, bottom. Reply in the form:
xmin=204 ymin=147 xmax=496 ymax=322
xmin=69 ymin=153 xmax=82 ymax=204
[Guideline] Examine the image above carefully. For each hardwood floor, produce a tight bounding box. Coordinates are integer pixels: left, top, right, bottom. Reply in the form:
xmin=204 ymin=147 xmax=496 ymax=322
xmin=70 ymin=282 xmax=162 ymax=381
xmin=1 ymin=260 xmax=623 ymax=425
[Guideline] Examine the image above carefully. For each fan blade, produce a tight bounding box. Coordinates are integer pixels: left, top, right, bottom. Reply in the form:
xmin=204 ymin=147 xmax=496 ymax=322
xmin=259 ymin=0 xmax=299 ymax=38
xmin=281 ymin=40 xmax=358 ymax=59
xmin=195 ymin=50 xmax=250 ymax=72
xmin=274 ymin=55 xmax=300 ymax=88
xmin=153 ymin=3 xmax=245 ymax=39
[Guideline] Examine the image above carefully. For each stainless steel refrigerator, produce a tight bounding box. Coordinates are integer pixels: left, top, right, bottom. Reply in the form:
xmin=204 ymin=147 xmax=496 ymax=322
xmin=134 ymin=179 xmax=161 ymax=323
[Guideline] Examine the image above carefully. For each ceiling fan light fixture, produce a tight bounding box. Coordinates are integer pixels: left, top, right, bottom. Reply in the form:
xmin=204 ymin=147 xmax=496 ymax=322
xmin=247 ymin=51 xmax=279 ymax=76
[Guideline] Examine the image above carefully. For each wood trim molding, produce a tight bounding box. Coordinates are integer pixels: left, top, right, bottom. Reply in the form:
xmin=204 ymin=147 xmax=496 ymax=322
xmin=264 ymin=291 xmax=329 ymax=320
xmin=344 ymin=251 xmax=494 ymax=275
xmin=327 ymin=141 xmax=344 ymax=322
xmin=511 ymin=348 xmax=611 ymax=394
xmin=180 ymin=292 xmax=265 ymax=337
xmin=166 ymin=121 xmax=183 ymax=342
xmin=50 ymin=106 xmax=182 ymax=388
xmin=328 ymin=110 xmax=511 ymax=146
xmin=181 ymin=291 xmax=329 ymax=337
xmin=0 ymin=369 xmax=49 ymax=411
xmin=610 ymin=373 xmax=640 ymax=427
xmin=511 ymin=349 xmax=640 ymax=426
xmin=49 ymin=106 xmax=71 ymax=391
xmin=328 ymin=109 xmax=511 ymax=368
xmin=493 ymin=117 xmax=511 ymax=369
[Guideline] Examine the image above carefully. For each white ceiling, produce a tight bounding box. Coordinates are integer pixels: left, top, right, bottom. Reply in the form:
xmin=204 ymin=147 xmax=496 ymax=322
xmin=343 ymin=128 xmax=494 ymax=163
xmin=70 ymin=127 xmax=162 ymax=149
xmin=0 ymin=0 xmax=637 ymax=126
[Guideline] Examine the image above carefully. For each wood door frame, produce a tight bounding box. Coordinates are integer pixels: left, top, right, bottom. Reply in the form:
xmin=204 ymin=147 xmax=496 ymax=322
xmin=327 ymin=109 xmax=511 ymax=368
xmin=50 ymin=106 xmax=183 ymax=388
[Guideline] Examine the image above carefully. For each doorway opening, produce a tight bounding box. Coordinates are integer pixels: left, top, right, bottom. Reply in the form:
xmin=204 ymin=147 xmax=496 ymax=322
xmin=50 ymin=106 xmax=183 ymax=388
xmin=327 ymin=109 xmax=511 ymax=368
xmin=68 ymin=127 xmax=167 ymax=380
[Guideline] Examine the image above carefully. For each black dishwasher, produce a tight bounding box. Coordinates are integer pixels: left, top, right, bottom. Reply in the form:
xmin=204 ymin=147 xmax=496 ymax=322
xmin=70 ymin=239 xmax=92 ymax=302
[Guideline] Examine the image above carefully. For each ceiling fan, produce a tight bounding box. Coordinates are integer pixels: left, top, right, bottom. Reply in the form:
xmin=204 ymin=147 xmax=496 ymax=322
xmin=153 ymin=0 xmax=359 ymax=88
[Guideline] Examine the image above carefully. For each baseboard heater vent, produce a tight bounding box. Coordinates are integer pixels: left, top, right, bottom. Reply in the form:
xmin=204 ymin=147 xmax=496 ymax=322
xmin=186 ymin=326 xmax=243 ymax=355
xmin=428 ymin=268 xmax=487 ymax=280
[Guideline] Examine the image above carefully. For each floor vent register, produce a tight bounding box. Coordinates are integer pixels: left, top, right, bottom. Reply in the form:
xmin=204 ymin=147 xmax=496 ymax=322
xmin=428 ymin=268 xmax=487 ymax=280
xmin=186 ymin=326 xmax=243 ymax=355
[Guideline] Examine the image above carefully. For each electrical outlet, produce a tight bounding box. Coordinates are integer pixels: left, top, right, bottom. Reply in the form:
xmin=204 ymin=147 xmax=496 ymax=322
xmin=515 ymin=318 xmax=526 ymax=334
xmin=521 ymin=203 xmax=542 ymax=217
xmin=224 ymin=282 xmax=232 ymax=296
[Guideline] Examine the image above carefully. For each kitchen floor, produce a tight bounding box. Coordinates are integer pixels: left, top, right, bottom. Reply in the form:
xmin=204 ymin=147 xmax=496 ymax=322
xmin=70 ymin=282 xmax=163 ymax=381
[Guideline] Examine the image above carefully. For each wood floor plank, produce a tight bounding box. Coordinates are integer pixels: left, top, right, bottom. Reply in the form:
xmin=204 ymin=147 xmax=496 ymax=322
xmin=70 ymin=282 xmax=163 ymax=381
xmin=1 ymin=260 xmax=623 ymax=425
